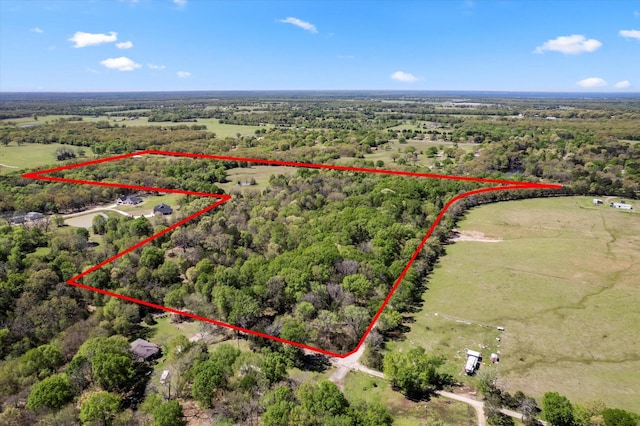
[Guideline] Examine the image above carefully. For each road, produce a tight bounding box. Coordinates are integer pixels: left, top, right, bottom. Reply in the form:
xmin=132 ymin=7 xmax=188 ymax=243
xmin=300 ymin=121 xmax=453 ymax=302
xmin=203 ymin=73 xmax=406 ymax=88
xmin=322 ymin=345 xmax=545 ymax=426
xmin=63 ymin=203 xmax=154 ymax=219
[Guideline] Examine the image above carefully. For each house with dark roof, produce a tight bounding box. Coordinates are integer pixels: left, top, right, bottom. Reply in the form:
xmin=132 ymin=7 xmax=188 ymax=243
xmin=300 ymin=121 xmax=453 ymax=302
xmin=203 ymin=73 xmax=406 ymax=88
xmin=130 ymin=338 xmax=161 ymax=361
xmin=116 ymin=195 xmax=143 ymax=205
xmin=153 ymin=203 xmax=173 ymax=215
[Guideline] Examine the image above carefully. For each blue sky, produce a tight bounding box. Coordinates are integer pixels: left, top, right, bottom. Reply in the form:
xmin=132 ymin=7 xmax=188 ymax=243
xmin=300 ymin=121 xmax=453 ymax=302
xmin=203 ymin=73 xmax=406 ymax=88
xmin=1 ymin=0 xmax=639 ymax=92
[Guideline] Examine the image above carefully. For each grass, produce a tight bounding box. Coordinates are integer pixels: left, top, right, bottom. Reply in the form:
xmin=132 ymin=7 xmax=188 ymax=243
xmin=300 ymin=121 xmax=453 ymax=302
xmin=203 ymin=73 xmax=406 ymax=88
xmin=147 ymin=316 xmax=200 ymax=350
xmin=389 ymin=196 xmax=640 ymax=412
xmin=0 ymin=143 xmax=90 ymax=172
xmin=342 ymin=371 xmax=476 ymax=425
xmin=218 ymin=165 xmax=298 ymax=194
xmin=103 ymin=116 xmax=267 ymax=138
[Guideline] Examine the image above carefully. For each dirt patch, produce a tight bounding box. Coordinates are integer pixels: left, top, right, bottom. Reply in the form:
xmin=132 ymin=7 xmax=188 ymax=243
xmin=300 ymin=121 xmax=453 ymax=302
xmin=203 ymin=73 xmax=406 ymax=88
xmin=65 ymin=212 xmax=107 ymax=228
xmin=450 ymin=229 xmax=502 ymax=243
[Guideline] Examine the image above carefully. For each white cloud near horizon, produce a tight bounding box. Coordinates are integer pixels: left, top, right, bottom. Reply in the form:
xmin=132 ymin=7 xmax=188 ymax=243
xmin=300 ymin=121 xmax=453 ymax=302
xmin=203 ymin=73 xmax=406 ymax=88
xmin=69 ymin=31 xmax=117 ymax=48
xmin=614 ymin=80 xmax=631 ymax=89
xmin=177 ymin=71 xmax=191 ymax=78
xmin=391 ymin=71 xmax=419 ymax=83
xmin=116 ymin=41 xmax=133 ymax=49
xmin=30 ymin=27 xmax=44 ymax=34
xmin=534 ymin=34 xmax=602 ymax=54
xmin=576 ymin=77 xmax=607 ymax=88
xmin=148 ymin=64 xmax=166 ymax=70
xmin=278 ymin=17 xmax=317 ymax=33
xmin=100 ymin=56 xmax=141 ymax=71
xmin=172 ymin=0 xmax=187 ymax=5
xmin=619 ymin=29 xmax=640 ymax=40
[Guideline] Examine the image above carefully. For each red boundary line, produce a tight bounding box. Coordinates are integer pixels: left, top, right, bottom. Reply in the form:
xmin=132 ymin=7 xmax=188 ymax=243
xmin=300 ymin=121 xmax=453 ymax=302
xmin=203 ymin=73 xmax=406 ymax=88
xmin=23 ymin=150 xmax=562 ymax=358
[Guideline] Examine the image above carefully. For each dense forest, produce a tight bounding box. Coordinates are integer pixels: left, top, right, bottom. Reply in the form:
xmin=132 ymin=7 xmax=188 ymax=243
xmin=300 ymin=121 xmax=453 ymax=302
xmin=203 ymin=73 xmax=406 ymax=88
xmin=1 ymin=93 xmax=639 ymax=425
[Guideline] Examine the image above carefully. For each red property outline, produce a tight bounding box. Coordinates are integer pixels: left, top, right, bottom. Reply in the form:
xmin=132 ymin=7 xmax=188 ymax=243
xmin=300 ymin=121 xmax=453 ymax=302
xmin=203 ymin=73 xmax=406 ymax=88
xmin=23 ymin=150 xmax=562 ymax=358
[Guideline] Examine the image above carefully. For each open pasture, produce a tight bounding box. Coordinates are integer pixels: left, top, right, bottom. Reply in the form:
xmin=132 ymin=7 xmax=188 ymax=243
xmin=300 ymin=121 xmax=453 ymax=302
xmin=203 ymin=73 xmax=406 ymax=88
xmin=388 ymin=196 xmax=640 ymax=412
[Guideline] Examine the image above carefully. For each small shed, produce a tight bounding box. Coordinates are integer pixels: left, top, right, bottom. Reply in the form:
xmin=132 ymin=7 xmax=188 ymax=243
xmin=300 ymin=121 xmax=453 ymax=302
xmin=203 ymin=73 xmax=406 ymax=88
xmin=153 ymin=203 xmax=173 ymax=215
xmin=130 ymin=338 xmax=161 ymax=361
xmin=592 ymin=199 xmax=603 ymax=205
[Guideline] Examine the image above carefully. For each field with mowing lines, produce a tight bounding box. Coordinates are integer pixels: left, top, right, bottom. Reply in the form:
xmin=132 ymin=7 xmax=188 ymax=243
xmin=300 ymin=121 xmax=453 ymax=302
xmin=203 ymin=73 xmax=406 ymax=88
xmin=0 ymin=143 xmax=87 ymax=172
xmin=388 ymin=196 xmax=640 ymax=412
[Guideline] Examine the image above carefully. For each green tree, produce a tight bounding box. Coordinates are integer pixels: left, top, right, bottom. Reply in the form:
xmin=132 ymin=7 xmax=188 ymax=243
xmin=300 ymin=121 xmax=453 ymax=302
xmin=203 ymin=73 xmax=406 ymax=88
xmin=383 ymin=347 xmax=447 ymax=398
xmin=351 ymin=401 xmax=394 ymax=426
xmin=19 ymin=344 xmax=64 ymax=378
xmin=340 ymin=274 xmax=373 ymax=301
xmin=91 ymin=353 xmax=135 ymax=392
xmin=92 ymin=214 xmax=107 ymax=235
xmin=139 ymin=246 xmax=164 ymax=268
xmin=602 ymin=408 xmax=638 ymax=426
xmin=543 ymin=392 xmax=575 ymax=426
xmin=26 ymin=373 xmax=73 ymax=410
xmin=76 ymin=336 xmax=129 ymax=361
xmin=79 ymin=391 xmax=121 ymax=426
xmin=191 ymin=361 xmax=226 ymax=408
xmin=261 ymin=351 xmax=291 ymax=385
xmin=153 ymin=400 xmax=187 ymax=426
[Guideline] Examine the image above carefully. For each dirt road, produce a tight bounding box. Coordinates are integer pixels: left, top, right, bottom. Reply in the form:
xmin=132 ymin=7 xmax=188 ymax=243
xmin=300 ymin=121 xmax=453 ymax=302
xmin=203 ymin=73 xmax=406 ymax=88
xmin=323 ymin=345 xmax=545 ymax=426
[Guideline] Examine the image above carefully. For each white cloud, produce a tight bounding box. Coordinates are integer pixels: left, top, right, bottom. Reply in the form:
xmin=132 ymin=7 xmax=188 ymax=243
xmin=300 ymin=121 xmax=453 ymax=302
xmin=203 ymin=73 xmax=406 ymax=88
xmin=100 ymin=56 xmax=141 ymax=71
xmin=635 ymin=10 xmax=640 ymax=17
xmin=69 ymin=31 xmax=117 ymax=48
xmin=177 ymin=71 xmax=191 ymax=78
xmin=148 ymin=64 xmax=166 ymax=70
xmin=30 ymin=27 xmax=44 ymax=34
xmin=116 ymin=41 xmax=133 ymax=49
xmin=534 ymin=34 xmax=602 ymax=54
xmin=278 ymin=17 xmax=318 ymax=34
xmin=172 ymin=0 xmax=187 ymax=6
xmin=576 ymin=77 xmax=607 ymax=88
xmin=619 ymin=29 xmax=640 ymax=40
xmin=391 ymin=71 xmax=419 ymax=83
xmin=615 ymin=80 xmax=631 ymax=89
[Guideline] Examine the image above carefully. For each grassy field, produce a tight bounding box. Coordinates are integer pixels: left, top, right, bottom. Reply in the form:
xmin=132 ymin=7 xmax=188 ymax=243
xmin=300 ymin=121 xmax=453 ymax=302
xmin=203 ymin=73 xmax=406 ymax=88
xmin=218 ymin=165 xmax=298 ymax=194
xmin=0 ymin=142 xmax=87 ymax=172
xmin=388 ymin=196 xmax=640 ymax=412
xmin=1 ymin=114 xmax=268 ymax=139
xmin=104 ymin=116 xmax=266 ymax=138
xmin=343 ymin=371 xmax=476 ymax=425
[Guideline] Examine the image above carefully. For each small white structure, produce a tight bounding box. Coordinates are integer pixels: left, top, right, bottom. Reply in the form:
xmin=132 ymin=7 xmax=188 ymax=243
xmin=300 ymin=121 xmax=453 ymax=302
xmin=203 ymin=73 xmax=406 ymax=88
xmin=593 ymin=199 xmax=603 ymax=205
xmin=610 ymin=202 xmax=632 ymax=210
xmin=465 ymin=350 xmax=482 ymax=375
xmin=160 ymin=370 xmax=170 ymax=384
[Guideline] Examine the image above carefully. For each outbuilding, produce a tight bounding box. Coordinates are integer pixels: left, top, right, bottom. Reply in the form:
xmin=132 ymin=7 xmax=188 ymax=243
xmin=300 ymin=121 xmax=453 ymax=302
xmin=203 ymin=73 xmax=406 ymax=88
xmin=610 ymin=202 xmax=632 ymax=210
xmin=153 ymin=203 xmax=173 ymax=215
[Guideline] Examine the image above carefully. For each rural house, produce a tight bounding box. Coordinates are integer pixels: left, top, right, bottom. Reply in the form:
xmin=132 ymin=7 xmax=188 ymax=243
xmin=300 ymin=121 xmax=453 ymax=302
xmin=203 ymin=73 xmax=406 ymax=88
xmin=153 ymin=203 xmax=173 ymax=215
xmin=116 ymin=195 xmax=143 ymax=205
xmin=130 ymin=338 xmax=161 ymax=361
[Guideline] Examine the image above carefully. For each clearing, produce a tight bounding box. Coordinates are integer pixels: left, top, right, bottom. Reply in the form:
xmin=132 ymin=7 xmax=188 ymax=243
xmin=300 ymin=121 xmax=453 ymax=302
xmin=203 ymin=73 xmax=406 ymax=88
xmin=388 ymin=196 xmax=640 ymax=412
xmin=0 ymin=143 xmax=86 ymax=172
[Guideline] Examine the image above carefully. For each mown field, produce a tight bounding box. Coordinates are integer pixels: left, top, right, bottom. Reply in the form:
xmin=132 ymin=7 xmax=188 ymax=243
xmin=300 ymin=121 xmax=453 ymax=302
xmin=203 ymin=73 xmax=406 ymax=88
xmin=388 ymin=196 xmax=640 ymax=412
xmin=0 ymin=142 xmax=85 ymax=172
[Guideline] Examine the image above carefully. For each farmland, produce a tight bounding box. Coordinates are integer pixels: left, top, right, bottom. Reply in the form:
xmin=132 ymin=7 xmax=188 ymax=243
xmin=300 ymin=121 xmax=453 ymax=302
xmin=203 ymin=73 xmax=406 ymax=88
xmin=388 ymin=196 xmax=640 ymax=412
